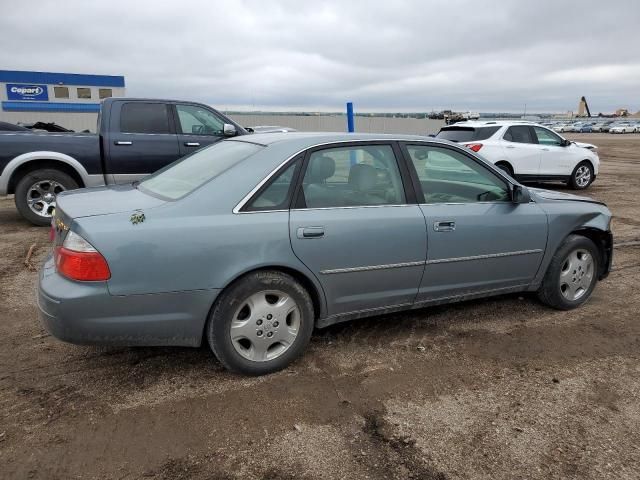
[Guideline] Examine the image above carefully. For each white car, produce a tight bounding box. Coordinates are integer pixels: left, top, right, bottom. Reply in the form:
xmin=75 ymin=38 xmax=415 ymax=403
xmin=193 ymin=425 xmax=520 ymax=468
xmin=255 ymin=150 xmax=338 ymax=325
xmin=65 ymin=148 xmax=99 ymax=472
xmin=609 ymin=122 xmax=635 ymax=134
xmin=436 ymin=121 xmax=600 ymax=190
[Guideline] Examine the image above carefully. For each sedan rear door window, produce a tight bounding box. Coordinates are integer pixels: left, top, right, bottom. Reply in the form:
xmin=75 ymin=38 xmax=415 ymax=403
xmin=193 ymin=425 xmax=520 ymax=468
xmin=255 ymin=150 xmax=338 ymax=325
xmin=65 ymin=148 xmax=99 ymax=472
xmin=298 ymin=145 xmax=405 ymax=208
xmin=245 ymin=160 xmax=300 ymax=211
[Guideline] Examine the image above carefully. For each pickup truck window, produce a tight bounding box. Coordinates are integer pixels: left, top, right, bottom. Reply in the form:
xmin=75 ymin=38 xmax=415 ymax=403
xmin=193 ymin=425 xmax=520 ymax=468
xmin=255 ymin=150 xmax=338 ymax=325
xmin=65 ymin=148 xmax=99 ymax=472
xmin=176 ymin=104 xmax=224 ymax=135
xmin=138 ymin=140 xmax=263 ymax=200
xmin=120 ymin=103 xmax=171 ymax=134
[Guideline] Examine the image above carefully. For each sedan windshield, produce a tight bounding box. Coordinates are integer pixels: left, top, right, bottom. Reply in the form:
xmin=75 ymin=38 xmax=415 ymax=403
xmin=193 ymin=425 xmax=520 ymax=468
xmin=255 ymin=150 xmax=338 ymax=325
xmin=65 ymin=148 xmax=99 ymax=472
xmin=138 ymin=140 xmax=263 ymax=200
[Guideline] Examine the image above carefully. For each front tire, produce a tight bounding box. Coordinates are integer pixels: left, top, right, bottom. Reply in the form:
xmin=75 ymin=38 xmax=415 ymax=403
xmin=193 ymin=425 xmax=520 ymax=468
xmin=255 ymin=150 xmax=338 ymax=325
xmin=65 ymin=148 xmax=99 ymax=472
xmin=206 ymin=270 xmax=314 ymax=375
xmin=537 ymin=235 xmax=599 ymax=310
xmin=14 ymin=169 xmax=78 ymax=226
xmin=568 ymin=161 xmax=593 ymax=190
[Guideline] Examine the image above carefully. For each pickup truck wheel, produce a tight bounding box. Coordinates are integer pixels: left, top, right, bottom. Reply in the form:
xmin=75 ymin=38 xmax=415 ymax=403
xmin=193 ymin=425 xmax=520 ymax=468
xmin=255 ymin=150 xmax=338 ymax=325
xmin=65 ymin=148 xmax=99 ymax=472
xmin=15 ymin=169 xmax=78 ymax=226
xmin=568 ymin=162 xmax=593 ymax=190
xmin=206 ymin=270 xmax=314 ymax=375
xmin=537 ymin=234 xmax=599 ymax=310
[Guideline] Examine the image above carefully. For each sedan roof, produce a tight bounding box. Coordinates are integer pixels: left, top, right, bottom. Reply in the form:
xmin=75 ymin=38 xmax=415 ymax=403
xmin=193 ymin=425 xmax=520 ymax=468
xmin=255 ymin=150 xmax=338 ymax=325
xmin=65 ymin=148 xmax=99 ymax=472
xmin=233 ymin=131 xmax=441 ymax=147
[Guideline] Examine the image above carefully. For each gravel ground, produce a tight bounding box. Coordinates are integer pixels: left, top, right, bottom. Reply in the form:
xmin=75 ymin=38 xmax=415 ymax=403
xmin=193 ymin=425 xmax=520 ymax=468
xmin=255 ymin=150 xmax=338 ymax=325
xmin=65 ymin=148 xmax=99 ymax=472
xmin=0 ymin=133 xmax=639 ymax=479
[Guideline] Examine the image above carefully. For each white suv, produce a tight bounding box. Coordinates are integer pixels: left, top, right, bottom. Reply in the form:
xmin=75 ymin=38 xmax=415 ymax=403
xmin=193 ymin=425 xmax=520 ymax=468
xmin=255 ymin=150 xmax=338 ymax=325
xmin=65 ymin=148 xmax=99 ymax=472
xmin=435 ymin=121 xmax=600 ymax=190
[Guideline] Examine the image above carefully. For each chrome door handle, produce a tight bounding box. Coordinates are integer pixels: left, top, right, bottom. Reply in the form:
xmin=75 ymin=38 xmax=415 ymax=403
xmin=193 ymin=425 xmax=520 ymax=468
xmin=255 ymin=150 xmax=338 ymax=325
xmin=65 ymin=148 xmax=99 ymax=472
xmin=184 ymin=142 xmax=200 ymax=147
xmin=433 ymin=221 xmax=455 ymax=232
xmin=297 ymin=227 xmax=325 ymax=239
xmin=115 ymin=141 xmax=132 ymax=145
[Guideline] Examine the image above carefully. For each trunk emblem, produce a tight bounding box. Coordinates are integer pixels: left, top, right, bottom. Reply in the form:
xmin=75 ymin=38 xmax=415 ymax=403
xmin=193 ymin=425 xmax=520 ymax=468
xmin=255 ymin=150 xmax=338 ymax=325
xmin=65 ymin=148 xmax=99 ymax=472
xmin=54 ymin=217 xmax=69 ymax=232
xmin=130 ymin=211 xmax=146 ymax=225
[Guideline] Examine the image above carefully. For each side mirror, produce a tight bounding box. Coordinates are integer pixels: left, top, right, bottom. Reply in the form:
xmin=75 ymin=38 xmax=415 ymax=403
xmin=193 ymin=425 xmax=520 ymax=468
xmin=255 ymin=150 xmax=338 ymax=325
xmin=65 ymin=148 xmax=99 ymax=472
xmin=511 ymin=184 xmax=531 ymax=204
xmin=561 ymin=138 xmax=571 ymax=147
xmin=223 ymin=123 xmax=237 ymax=137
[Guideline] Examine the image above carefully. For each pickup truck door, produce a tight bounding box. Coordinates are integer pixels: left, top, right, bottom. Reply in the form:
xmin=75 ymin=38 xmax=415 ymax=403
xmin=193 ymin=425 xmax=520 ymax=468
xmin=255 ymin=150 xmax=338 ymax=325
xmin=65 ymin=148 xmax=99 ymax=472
xmin=105 ymin=101 xmax=181 ymax=183
xmin=173 ymin=103 xmax=227 ymax=156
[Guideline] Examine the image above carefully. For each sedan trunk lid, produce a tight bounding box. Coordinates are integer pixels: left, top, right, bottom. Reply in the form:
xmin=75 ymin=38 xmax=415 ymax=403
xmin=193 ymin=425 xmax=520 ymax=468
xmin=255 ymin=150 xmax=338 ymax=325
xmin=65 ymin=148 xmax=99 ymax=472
xmin=56 ymin=184 xmax=166 ymax=219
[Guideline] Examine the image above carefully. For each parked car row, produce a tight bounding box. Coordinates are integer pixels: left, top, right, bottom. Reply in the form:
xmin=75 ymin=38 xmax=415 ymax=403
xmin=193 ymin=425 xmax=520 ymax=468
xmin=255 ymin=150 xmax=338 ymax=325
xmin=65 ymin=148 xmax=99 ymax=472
xmin=549 ymin=120 xmax=640 ymax=133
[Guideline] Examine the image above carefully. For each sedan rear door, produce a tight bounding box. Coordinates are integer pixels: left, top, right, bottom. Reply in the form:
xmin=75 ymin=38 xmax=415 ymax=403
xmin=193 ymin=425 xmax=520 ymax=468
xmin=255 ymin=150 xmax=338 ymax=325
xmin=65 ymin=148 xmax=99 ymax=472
xmin=289 ymin=142 xmax=427 ymax=317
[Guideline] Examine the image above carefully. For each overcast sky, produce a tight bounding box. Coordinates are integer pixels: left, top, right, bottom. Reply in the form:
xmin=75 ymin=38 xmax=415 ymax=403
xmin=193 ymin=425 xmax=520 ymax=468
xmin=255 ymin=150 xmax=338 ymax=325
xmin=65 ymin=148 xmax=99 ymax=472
xmin=1 ymin=0 xmax=638 ymax=113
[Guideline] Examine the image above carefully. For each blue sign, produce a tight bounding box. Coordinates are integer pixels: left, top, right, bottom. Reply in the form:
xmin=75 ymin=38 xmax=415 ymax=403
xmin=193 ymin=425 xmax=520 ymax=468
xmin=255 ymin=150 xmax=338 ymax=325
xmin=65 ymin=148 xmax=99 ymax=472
xmin=6 ymin=83 xmax=49 ymax=101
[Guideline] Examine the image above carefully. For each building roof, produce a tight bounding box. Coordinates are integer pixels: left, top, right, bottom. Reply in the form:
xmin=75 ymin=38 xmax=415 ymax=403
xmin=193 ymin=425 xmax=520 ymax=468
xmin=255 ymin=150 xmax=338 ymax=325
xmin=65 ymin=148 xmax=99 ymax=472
xmin=0 ymin=70 xmax=125 ymax=87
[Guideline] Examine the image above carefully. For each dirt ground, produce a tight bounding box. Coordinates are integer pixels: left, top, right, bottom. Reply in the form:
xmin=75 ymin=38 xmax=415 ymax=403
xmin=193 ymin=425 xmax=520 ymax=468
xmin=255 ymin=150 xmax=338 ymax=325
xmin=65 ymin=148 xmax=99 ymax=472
xmin=1 ymin=133 xmax=639 ymax=479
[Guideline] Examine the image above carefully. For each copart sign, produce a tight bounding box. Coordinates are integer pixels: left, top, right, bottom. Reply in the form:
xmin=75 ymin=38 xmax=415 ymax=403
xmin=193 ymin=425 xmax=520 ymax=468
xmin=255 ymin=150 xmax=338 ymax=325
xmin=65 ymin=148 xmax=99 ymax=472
xmin=6 ymin=84 xmax=49 ymax=101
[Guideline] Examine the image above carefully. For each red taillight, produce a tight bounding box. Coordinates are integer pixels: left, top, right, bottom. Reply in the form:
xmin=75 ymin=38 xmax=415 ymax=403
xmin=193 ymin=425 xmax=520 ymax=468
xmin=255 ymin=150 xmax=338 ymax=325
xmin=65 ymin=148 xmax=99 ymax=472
xmin=54 ymin=247 xmax=111 ymax=281
xmin=466 ymin=143 xmax=483 ymax=152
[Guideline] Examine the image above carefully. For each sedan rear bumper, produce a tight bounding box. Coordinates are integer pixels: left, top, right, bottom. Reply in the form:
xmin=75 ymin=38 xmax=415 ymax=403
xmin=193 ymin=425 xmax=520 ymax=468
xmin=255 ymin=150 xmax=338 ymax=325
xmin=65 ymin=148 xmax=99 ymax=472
xmin=37 ymin=255 xmax=219 ymax=347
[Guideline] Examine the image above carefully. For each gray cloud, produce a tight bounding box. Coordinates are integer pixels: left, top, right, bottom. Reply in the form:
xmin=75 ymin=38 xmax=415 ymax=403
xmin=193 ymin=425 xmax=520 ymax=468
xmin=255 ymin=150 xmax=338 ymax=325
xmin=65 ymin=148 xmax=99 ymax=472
xmin=1 ymin=0 xmax=638 ymax=112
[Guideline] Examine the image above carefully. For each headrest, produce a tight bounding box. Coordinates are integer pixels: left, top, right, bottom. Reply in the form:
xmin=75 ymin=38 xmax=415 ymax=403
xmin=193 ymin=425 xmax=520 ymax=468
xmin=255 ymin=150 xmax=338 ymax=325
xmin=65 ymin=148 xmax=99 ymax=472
xmin=348 ymin=163 xmax=378 ymax=192
xmin=307 ymin=156 xmax=335 ymax=182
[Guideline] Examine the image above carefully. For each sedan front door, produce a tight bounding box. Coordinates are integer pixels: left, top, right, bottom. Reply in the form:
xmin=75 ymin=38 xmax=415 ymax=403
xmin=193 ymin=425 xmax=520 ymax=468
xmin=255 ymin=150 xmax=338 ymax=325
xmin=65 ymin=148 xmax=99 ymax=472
xmin=402 ymin=143 xmax=548 ymax=303
xmin=289 ymin=143 xmax=427 ymax=317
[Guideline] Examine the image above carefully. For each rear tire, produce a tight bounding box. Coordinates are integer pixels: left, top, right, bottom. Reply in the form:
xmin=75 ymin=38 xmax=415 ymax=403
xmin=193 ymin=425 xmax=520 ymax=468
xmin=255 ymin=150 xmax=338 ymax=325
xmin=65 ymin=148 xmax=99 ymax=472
xmin=206 ymin=270 xmax=314 ymax=375
xmin=495 ymin=162 xmax=514 ymax=178
xmin=14 ymin=169 xmax=78 ymax=226
xmin=568 ymin=161 xmax=593 ymax=190
xmin=537 ymin=235 xmax=599 ymax=310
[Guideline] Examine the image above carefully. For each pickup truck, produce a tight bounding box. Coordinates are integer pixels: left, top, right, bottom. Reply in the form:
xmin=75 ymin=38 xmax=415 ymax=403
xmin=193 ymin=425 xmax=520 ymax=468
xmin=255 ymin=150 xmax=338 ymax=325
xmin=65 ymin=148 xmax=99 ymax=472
xmin=0 ymin=97 xmax=247 ymax=225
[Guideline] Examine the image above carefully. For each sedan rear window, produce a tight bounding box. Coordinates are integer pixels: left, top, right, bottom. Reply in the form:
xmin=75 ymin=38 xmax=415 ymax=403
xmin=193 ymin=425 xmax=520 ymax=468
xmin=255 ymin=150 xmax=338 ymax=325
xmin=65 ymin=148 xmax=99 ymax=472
xmin=436 ymin=126 xmax=500 ymax=142
xmin=138 ymin=140 xmax=263 ymax=200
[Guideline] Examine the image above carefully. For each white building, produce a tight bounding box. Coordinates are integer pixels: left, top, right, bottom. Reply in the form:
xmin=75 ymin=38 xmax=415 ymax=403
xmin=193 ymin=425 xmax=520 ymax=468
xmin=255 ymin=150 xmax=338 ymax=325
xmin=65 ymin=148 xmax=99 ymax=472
xmin=0 ymin=70 xmax=125 ymax=132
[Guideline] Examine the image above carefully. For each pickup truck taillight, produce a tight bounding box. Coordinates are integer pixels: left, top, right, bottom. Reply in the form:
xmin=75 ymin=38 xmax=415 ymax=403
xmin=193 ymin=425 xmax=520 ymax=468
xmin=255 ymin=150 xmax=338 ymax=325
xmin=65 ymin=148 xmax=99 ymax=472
xmin=54 ymin=231 xmax=111 ymax=281
xmin=466 ymin=143 xmax=483 ymax=152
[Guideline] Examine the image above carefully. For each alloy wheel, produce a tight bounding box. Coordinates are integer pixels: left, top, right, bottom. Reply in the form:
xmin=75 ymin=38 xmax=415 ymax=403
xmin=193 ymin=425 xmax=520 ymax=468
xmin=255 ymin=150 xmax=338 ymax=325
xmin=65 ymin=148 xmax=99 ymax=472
xmin=26 ymin=180 xmax=65 ymax=218
xmin=230 ymin=290 xmax=301 ymax=362
xmin=559 ymin=249 xmax=594 ymax=301
xmin=574 ymin=165 xmax=591 ymax=188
